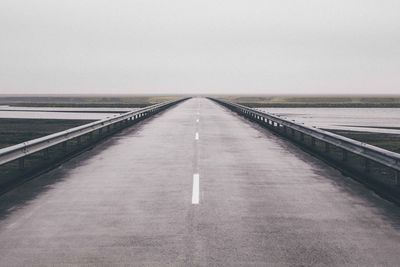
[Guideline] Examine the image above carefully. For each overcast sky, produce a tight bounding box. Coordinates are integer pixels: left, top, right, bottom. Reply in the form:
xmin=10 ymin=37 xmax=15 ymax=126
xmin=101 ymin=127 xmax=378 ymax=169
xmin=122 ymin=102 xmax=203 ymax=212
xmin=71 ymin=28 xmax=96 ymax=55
xmin=0 ymin=0 xmax=399 ymax=95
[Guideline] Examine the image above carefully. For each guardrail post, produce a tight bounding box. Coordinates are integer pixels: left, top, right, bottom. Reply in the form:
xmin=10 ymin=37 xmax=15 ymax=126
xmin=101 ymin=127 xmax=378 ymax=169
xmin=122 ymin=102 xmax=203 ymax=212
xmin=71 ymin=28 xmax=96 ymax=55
xmin=43 ymin=148 xmax=50 ymax=159
xmin=342 ymin=149 xmax=348 ymax=162
xmin=77 ymin=136 xmax=81 ymax=145
xmin=300 ymin=132 xmax=304 ymax=141
xmin=364 ymin=158 xmax=371 ymax=173
xmin=395 ymin=170 xmax=399 ymax=185
xmin=18 ymin=158 xmax=25 ymax=170
xmin=324 ymin=143 xmax=330 ymax=153
xmin=62 ymin=142 xmax=67 ymax=153
xmin=311 ymin=137 xmax=316 ymax=147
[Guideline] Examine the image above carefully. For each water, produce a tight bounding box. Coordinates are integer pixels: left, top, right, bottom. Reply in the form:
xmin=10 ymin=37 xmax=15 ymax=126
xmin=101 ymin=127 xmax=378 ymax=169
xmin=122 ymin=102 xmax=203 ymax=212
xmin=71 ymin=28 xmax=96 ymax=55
xmin=0 ymin=107 xmax=139 ymax=120
xmin=257 ymin=108 xmax=400 ymax=134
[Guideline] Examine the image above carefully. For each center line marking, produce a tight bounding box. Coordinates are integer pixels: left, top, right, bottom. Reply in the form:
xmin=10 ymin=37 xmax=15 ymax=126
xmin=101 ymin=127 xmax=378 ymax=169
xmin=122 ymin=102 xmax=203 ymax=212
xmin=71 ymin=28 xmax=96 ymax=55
xmin=192 ymin=173 xmax=200 ymax=204
xmin=195 ymin=132 xmax=199 ymax=140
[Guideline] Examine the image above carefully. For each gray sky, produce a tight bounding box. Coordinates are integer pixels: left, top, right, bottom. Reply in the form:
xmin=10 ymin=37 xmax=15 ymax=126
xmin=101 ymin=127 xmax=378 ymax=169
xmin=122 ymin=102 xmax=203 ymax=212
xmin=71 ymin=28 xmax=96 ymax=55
xmin=0 ymin=0 xmax=399 ymax=95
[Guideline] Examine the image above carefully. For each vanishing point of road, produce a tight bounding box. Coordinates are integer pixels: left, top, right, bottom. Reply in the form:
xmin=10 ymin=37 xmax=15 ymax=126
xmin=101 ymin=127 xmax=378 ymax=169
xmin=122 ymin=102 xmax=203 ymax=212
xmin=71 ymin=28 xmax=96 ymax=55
xmin=0 ymin=98 xmax=399 ymax=266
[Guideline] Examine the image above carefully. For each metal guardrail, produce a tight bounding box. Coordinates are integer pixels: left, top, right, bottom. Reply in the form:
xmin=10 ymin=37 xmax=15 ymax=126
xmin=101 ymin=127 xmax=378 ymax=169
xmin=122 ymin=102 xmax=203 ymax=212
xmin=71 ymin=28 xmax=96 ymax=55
xmin=210 ymin=98 xmax=400 ymax=189
xmin=0 ymin=98 xmax=188 ymax=167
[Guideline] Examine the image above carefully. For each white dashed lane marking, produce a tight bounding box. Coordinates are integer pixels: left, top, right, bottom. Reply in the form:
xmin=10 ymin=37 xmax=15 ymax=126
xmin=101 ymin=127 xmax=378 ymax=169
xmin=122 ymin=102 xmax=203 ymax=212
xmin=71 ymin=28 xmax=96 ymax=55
xmin=192 ymin=173 xmax=200 ymax=204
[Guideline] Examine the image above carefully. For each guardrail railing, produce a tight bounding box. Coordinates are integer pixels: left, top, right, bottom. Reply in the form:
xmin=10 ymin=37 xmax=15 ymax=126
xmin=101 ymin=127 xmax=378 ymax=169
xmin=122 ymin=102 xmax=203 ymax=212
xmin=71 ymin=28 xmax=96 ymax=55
xmin=210 ymin=98 xmax=400 ymax=202
xmin=0 ymin=98 xmax=188 ymax=192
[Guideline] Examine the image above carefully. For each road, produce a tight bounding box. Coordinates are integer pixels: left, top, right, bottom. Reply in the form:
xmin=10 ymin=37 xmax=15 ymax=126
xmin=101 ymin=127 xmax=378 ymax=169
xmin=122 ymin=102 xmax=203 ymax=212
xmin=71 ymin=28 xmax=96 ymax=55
xmin=0 ymin=98 xmax=399 ymax=266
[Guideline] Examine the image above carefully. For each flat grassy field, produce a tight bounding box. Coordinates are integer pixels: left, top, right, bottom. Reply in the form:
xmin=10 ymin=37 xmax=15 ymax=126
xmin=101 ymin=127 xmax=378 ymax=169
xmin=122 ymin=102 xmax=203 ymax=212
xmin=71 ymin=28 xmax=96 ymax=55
xmin=327 ymin=129 xmax=400 ymax=154
xmin=219 ymin=95 xmax=400 ymax=107
xmin=0 ymin=118 xmax=93 ymax=149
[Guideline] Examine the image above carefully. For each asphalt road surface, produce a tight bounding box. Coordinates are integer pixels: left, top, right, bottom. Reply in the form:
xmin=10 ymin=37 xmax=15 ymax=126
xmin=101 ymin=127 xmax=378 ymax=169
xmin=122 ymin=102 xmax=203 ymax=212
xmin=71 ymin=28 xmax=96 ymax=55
xmin=0 ymin=98 xmax=399 ymax=266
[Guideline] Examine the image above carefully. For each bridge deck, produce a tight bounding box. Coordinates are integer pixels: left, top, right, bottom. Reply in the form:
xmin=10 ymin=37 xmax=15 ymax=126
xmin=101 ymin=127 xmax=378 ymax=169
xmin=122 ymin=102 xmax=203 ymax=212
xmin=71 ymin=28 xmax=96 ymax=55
xmin=0 ymin=98 xmax=399 ymax=266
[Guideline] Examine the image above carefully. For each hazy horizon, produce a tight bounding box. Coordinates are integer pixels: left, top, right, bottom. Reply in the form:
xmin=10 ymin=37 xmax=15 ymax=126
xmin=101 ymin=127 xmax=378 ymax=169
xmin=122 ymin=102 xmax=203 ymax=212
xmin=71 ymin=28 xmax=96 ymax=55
xmin=1 ymin=0 xmax=399 ymax=95
xmin=2 ymin=93 xmax=400 ymax=99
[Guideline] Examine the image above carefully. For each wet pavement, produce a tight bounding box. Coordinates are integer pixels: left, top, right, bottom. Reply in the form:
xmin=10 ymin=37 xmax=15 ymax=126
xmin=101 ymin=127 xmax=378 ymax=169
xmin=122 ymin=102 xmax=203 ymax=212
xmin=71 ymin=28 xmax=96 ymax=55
xmin=0 ymin=98 xmax=399 ymax=266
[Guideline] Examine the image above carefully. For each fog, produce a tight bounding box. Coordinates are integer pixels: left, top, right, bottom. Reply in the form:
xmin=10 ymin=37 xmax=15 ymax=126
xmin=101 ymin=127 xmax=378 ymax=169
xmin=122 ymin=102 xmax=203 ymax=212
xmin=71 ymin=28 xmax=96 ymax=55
xmin=0 ymin=0 xmax=399 ymax=95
